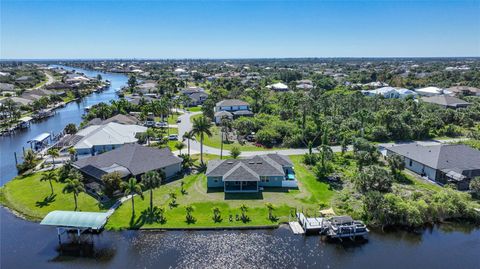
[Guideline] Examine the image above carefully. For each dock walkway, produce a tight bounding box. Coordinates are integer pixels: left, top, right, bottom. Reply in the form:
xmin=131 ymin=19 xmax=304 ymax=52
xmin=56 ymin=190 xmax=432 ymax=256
xmin=289 ymin=221 xmax=305 ymax=234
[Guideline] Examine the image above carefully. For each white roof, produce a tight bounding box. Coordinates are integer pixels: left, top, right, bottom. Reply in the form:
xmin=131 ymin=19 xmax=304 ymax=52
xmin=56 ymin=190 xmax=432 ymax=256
xmin=415 ymin=86 xmax=443 ymax=94
xmin=74 ymin=122 xmax=147 ymax=150
xmin=268 ymin=82 xmax=289 ymax=90
xmin=363 ymin=87 xmax=418 ymax=98
xmin=174 ymin=68 xmax=186 ymax=73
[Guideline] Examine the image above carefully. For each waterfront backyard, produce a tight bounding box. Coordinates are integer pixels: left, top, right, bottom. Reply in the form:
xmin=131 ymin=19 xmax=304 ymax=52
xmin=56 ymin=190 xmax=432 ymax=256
xmin=106 ymin=155 xmax=335 ymax=229
xmin=2 ymin=152 xmax=479 ymax=230
xmin=0 ymin=155 xmax=336 ymax=229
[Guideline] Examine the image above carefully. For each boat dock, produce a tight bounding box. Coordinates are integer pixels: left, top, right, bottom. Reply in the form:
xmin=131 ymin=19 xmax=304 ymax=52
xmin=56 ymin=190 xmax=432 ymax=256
xmin=296 ymin=212 xmax=328 ymax=234
xmin=289 ymin=210 xmax=369 ymax=239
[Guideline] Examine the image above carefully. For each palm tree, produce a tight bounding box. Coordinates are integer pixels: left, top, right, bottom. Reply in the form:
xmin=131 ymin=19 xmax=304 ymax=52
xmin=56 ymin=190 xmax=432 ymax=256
xmin=185 ymin=205 xmax=195 ymax=223
xmin=121 ymin=178 xmax=144 ymax=214
xmin=68 ymin=147 xmax=76 ymax=161
xmin=220 ymin=116 xmax=233 ymax=159
xmin=146 ymin=128 xmax=156 ymax=146
xmin=240 ymin=204 xmax=248 ymax=222
xmin=191 ymin=116 xmax=213 ymax=164
xmin=212 ymin=207 xmax=221 ymax=222
xmin=179 ymin=154 xmax=195 ymax=170
xmin=182 ymin=131 xmax=194 ymax=156
xmin=141 ymin=171 xmax=164 ymax=210
xmin=40 ymin=170 xmax=57 ymax=195
xmin=175 ymin=142 xmax=185 ymax=154
xmin=47 ymin=148 xmax=60 ymax=169
xmin=62 ymin=178 xmax=85 ymax=210
xmin=265 ymin=203 xmax=274 ymax=220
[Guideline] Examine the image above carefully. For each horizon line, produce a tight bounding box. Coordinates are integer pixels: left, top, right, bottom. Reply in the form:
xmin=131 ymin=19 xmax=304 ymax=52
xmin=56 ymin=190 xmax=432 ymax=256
xmin=1 ymin=56 xmax=480 ymax=61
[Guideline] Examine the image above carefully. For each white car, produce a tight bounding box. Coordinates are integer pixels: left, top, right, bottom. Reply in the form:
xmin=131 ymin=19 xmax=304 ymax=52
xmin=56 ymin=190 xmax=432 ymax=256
xmin=155 ymin=121 xmax=168 ymax=128
xmin=168 ymin=134 xmax=178 ymax=140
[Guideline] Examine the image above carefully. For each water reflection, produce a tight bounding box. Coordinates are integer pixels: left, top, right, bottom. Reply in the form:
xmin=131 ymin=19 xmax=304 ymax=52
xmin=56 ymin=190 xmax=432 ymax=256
xmin=2 ymin=205 xmax=479 ymax=269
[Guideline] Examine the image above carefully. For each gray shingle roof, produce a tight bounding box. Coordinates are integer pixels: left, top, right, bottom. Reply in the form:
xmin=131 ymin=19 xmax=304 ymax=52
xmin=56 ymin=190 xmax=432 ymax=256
xmin=214 ymin=111 xmax=233 ymax=117
xmin=206 ymin=154 xmax=291 ymax=179
xmin=421 ymin=96 xmax=470 ymax=107
xmin=223 ymin=163 xmax=260 ymax=181
xmin=73 ymin=144 xmax=182 ymax=179
xmin=232 ymin=110 xmax=254 ymax=116
xmin=387 ymin=144 xmax=480 ymax=172
xmin=216 ymin=99 xmax=249 ymax=107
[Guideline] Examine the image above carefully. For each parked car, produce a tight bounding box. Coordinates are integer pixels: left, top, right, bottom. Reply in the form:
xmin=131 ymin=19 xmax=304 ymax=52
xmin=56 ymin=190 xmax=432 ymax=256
xmin=168 ymin=134 xmax=178 ymax=140
xmin=245 ymin=133 xmax=256 ymax=142
xmin=144 ymin=121 xmax=155 ymax=127
xmin=176 ymin=119 xmax=181 ymax=123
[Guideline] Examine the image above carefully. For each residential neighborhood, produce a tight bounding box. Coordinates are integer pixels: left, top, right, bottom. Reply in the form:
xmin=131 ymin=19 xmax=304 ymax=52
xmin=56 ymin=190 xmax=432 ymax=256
xmin=1 ymin=0 xmax=480 ymax=267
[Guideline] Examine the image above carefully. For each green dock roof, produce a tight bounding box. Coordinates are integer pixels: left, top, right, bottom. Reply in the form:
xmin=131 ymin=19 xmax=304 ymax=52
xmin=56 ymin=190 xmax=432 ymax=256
xmin=40 ymin=210 xmax=109 ymax=230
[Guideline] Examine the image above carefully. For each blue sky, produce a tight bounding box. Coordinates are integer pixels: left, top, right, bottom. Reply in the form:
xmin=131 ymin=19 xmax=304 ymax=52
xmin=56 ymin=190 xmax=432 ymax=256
xmin=1 ymin=0 xmax=479 ymax=59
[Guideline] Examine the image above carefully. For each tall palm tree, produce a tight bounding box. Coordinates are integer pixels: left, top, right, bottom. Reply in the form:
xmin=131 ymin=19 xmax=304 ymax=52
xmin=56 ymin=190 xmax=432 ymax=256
xmin=146 ymin=128 xmax=156 ymax=146
xmin=47 ymin=148 xmax=60 ymax=169
xmin=40 ymin=170 xmax=57 ymax=195
xmin=122 ymin=177 xmax=144 ymax=214
xmin=182 ymin=131 xmax=194 ymax=156
xmin=220 ymin=116 xmax=233 ymax=159
xmin=191 ymin=116 xmax=213 ymax=164
xmin=62 ymin=178 xmax=85 ymax=210
xmin=141 ymin=171 xmax=164 ymax=210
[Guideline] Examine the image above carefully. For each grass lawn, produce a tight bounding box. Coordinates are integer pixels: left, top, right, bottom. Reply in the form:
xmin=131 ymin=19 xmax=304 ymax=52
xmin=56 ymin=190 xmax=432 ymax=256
xmin=0 ymin=171 xmax=106 ymax=221
xmin=155 ymin=112 xmax=181 ymax=125
xmin=106 ymin=155 xmax=335 ymax=229
xmin=186 ymin=106 xmax=202 ymax=112
xmin=190 ymin=114 xmax=283 ymax=152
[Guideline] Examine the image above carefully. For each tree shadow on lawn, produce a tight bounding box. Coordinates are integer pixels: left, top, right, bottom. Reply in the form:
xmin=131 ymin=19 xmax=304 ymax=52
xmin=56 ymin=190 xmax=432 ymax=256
xmin=35 ymin=194 xmax=56 ymax=208
xmin=224 ymin=192 xmax=263 ymax=200
xmin=131 ymin=207 xmax=167 ymax=228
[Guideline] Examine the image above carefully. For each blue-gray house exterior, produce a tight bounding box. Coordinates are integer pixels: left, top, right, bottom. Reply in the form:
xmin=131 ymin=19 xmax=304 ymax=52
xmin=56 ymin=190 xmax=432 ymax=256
xmin=206 ymin=154 xmax=297 ymax=192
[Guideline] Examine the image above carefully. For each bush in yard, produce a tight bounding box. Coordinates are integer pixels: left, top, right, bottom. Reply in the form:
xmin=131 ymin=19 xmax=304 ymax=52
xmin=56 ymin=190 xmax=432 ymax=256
xmin=354 ymin=165 xmax=393 ymax=193
xmin=470 ymin=177 xmax=480 ymax=198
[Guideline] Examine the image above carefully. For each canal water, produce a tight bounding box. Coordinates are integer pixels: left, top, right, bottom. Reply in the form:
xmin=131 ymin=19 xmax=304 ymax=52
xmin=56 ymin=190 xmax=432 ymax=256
xmin=1 ymin=65 xmax=479 ymax=268
xmin=0 ymin=65 xmax=127 ymax=185
xmin=1 ymin=207 xmax=479 ymax=269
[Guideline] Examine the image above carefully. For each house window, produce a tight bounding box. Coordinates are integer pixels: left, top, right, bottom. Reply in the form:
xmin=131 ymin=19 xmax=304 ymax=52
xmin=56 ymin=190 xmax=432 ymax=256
xmin=214 ymin=180 xmax=218 ymax=183
xmin=409 ymin=159 xmax=413 ymax=166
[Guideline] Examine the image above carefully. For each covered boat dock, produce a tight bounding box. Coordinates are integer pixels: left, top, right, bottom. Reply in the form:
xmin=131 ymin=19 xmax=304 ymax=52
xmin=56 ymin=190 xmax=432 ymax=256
xmin=40 ymin=210 xmax=110 ymax=244
xmin=28 ymin=132 xmax=51 ymax=151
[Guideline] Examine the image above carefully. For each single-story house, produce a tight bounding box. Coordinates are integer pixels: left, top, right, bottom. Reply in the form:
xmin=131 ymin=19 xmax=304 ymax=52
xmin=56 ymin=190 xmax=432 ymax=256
xmin=362 ymin=87 xmax=418 ymax=99
xmin=414 ymin=86 xmax=444 ymax=96
xmin=0 ymin=83 xmax=15 ymax=92
xmin=73 ymin=144 xmax=182 ymax=196
xmin=421 ymin=96 xmax=470 ymax=109
xmin=386 ymin=144 xmax=480 ymax=190
xmin=447 ymin=86 xmax=480 ymax=97
xmin=73 ymin=122 xmax=147 ymax=156
xmin=214 ymin=99 xmax=252 ymax=124
xmin=206 ymin=154 xmax=297 ymax=192
xmin=85 ymin=114 xmax=141 ymax=127
xmin=136 ymin=82 xmax=158 ymax=94
xmin=6 ymin=96 xmax=33 ymax=106
xmin=267 ymin=82 xmax=289 ymax=91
